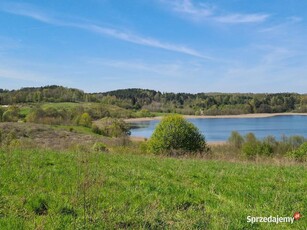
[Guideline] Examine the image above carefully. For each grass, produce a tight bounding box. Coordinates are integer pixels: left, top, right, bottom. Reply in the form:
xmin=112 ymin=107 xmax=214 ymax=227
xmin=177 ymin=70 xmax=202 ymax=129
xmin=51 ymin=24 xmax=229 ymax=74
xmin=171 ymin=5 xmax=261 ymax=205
xmin=52 ymin=125 xmax=95 ymax=135
xmin=19 ymin=107 xmax=32 ymax=117
xmin=41 ymin=102 xmax=82 ymax=110
xmin=0 ymin=148 xmax=306 ymax=229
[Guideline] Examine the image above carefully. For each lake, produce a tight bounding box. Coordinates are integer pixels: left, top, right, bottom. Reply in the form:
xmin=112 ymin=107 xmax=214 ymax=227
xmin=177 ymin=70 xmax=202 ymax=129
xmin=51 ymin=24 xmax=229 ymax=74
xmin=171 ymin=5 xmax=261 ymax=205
xmin=129 ymin=115 xmax=307 ymax=141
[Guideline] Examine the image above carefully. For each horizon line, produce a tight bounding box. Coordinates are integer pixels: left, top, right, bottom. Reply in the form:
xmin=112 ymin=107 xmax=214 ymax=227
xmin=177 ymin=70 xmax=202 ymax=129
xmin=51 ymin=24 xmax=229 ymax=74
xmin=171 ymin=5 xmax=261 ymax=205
xmin=0 ymin=85 xmax=306 ymax=95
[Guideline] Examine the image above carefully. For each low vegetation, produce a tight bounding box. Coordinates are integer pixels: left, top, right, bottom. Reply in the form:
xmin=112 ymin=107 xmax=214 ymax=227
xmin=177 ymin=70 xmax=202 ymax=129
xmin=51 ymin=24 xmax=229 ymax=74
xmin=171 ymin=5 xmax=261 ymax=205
xmin=93 ymin=118 xmax=131 ymax=137
xmin=288 ymin=142 xmax=307 ymax=162
xmin=227 ymin=131 xmax=307 ymax=161
xmin=0 ymin=148 xmax=306 ymax=229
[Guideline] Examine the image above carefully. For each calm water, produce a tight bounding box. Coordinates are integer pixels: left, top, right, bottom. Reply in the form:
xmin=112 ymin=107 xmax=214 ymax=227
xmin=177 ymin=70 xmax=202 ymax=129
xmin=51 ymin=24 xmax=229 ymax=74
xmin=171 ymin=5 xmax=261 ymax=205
xmin=130 ymin=115 xmax=307 ymax=141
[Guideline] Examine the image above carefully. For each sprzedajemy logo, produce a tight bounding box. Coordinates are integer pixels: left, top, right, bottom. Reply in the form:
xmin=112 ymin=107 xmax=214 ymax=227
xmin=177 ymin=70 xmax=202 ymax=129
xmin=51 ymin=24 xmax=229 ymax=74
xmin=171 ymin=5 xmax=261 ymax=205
xmin=247 ymin=212 xmax=302 ymax=225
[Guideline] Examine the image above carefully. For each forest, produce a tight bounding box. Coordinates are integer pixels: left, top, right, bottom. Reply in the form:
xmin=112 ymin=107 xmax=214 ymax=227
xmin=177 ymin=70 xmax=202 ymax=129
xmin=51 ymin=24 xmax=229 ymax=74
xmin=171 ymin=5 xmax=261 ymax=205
xmin=1 ymin=85 xmax=307 ymax=116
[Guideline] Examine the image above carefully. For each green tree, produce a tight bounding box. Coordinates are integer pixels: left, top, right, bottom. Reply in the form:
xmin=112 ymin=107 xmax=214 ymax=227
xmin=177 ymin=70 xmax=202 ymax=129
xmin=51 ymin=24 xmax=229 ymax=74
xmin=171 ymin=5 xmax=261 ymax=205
xmin=147 ymin=115 xmax=208 ymax=155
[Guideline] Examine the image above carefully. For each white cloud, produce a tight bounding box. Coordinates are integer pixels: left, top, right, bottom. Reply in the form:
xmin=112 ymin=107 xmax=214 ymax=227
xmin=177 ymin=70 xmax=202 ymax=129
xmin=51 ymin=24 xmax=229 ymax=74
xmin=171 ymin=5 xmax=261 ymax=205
xmin=1 ymin=2 xmax=56 ymax=24
xmin=259 ymin=16 xmax=302 ymax=33
xmin=161 ymin=0 xmax=269 ymax=24
xmin=0 ymin=2 xmax=212 ymax=59
xmin=172 ymin=0 xmax=213 ymax=18
xmin=215 ymin=13 xmax=269 ymax=24
xmin=80 ymin=24 xmax=211 ymax=59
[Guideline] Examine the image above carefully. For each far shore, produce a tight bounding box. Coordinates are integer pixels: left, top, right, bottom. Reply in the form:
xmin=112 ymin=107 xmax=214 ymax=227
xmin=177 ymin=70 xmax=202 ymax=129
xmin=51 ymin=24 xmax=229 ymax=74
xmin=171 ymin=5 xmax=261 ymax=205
xmin=125 ymin=112 xmax=307 ymax=122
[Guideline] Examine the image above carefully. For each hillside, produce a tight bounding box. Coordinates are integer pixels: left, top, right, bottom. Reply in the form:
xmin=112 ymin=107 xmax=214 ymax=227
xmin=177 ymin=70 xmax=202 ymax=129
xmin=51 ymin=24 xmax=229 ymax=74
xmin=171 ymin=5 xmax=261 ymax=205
xmin=1 ymin=86 xmax=307 ymax=115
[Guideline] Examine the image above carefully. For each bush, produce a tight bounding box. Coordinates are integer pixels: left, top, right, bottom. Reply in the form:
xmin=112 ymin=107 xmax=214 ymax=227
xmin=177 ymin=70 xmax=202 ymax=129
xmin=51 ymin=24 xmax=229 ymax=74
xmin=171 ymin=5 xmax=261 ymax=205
xmin=78 ymin=113 xmax=92 ymax=127
xmin=244 ymin=132 xmax=257 ymax=143
xmin=287 ymin=142 xmax=307 ymax=162
xmin=260 ymin=142 xmax=274 ymax=156
xmin=26 ymin=106 xmax=68 ymax=125
xmin=94 ymin=118 xmax=131 ymax=137
xmin=147 ymin=115 xmax=208 ymax=155
xmin=228 ymin=131 xmax=244 ymax=149
xmin=2 ymin=106 xmax=20 ymax=122
xmin=135 ymin=109 xmax=153 ymax=118
xmin=242 ymin=141 xmax=260 ymax=158
xmin=242 ymin=137 xmax=273 ymax=158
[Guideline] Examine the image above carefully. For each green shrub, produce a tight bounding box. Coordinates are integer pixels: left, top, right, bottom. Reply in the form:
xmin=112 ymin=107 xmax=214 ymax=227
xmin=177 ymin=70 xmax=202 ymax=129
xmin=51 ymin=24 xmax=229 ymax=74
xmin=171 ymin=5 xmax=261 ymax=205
xmin=260 ymin=142 xmax=274 ymax=156
xmin=244 ymin=132 xmax=257 ymax=143
xmin=242 ymin=136 xmax=274 ymax=158
xmin=78 ymin=112 xmax=92 ymax=127
xmin=2 ymin=106 xmax=20 ymax=122
xmin=94 ymin=118 xmax=130 ymax=137
xmin=147 ymin=115 xmax=208 ymax=155
xmin=287 ymin=142 xmax=307 ymax=162
xmin=135 ymin=109 xmax=153 ymax=118
xmin=228 ymin=131 xmax=244 ymax=149
xmin=242 ymin=141 xmax=259 ymax=158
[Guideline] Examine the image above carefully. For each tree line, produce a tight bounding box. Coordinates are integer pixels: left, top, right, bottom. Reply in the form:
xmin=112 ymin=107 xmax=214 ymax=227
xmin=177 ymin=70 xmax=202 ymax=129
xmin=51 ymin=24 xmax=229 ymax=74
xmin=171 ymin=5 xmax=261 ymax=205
xmin=1 ymin=86 xmax=307 ymax=115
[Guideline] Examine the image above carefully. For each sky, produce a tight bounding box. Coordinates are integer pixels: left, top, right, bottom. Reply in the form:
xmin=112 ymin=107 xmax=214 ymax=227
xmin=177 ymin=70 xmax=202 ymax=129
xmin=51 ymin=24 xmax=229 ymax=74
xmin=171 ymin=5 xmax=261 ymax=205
xmin=0 ymin=0 xmax=307 ymax=93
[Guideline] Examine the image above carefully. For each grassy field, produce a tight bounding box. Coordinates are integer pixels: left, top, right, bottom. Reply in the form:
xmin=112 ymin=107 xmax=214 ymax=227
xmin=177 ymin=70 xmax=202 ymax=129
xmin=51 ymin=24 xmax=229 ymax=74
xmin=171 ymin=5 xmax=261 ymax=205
xmin=0 ymin=148 xmax=305 ymax=229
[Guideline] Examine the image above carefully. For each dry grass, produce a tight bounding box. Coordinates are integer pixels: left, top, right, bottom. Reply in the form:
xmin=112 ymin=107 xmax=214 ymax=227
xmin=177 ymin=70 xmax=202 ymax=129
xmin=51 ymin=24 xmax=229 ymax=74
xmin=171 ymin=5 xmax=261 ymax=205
xmin=0 ymin=122 xmax=123 ymax=151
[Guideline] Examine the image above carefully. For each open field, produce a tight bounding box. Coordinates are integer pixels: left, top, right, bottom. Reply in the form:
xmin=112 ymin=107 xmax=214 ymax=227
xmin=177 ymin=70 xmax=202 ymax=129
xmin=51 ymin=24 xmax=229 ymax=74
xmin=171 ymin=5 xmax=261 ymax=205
xmin=0 ymin=149 xmax=305 ymax=229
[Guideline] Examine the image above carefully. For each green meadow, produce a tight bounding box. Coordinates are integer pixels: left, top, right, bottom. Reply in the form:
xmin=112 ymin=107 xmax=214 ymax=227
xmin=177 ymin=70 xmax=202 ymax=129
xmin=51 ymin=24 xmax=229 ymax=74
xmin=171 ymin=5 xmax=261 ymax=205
xmin=0 ymin=148 xmax=305 ymax=229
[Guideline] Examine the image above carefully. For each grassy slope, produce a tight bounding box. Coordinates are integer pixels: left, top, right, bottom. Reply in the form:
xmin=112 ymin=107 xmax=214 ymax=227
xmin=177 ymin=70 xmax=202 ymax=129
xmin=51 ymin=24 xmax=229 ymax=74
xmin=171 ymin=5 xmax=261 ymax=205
xmin=19 ymin=102 xmax=133 ymax=117
xmin=0 ymin=149 xmax=306 ymax=229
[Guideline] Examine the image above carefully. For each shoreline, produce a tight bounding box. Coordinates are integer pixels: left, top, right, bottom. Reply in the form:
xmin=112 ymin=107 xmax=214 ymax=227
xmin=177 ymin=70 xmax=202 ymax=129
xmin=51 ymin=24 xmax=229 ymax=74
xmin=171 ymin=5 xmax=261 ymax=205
xmin=125 ymin=112 xmax=307 ymax=122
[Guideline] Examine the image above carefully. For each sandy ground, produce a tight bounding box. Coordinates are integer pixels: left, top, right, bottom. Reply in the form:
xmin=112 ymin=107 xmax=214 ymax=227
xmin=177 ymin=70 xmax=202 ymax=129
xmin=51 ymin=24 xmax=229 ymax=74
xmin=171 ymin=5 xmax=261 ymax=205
xmin=125 ymin=112 xmax=307 ymax=122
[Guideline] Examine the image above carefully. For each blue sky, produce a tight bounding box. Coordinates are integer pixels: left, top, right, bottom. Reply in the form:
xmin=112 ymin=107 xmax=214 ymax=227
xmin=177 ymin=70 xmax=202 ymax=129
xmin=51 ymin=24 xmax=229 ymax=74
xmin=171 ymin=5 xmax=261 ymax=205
xmin=0 ymin=0 xmax=307 ymax=93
